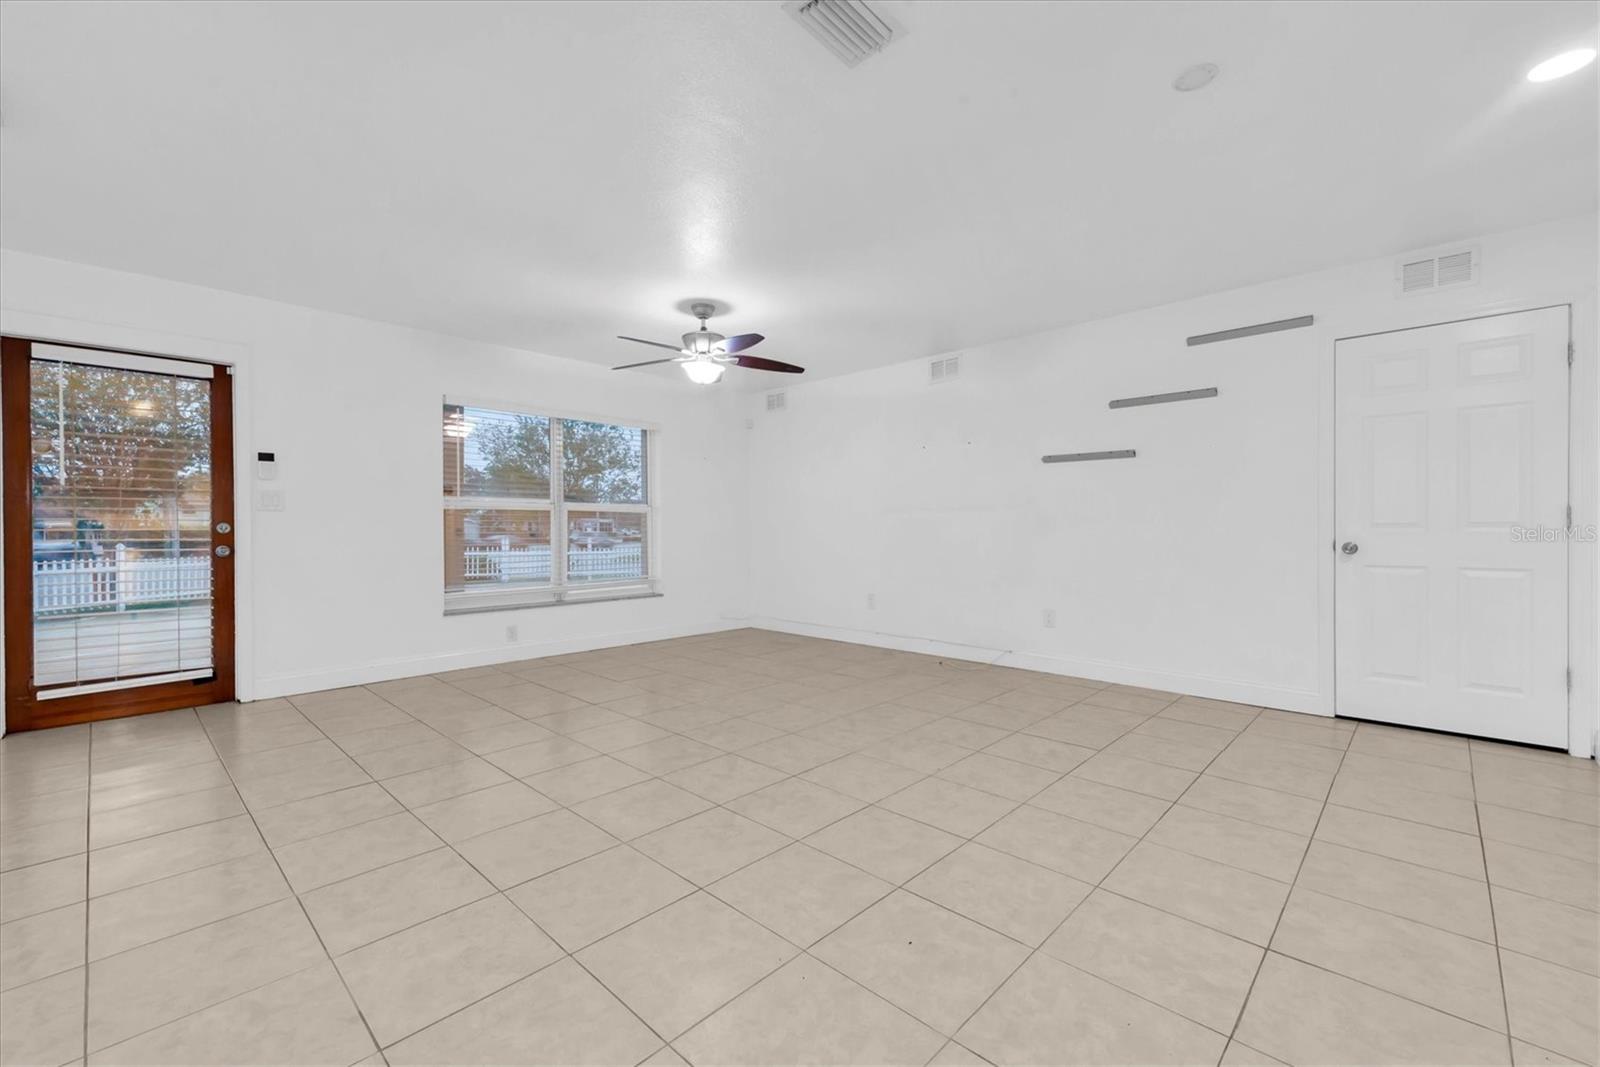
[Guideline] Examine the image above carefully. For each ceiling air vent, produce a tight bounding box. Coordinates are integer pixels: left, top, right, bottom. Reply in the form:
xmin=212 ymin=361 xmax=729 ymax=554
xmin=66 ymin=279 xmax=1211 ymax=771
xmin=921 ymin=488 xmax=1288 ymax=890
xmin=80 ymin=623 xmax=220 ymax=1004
xmin=766 ymin=390 xmax=787 ymax=412
xmin=785 ymin=0 xmax=898 ymax=68
xmin=1396 ymin=246 xmax=1479 ymax=296
xmin=930 ymin=355 xmax=960 ymax=384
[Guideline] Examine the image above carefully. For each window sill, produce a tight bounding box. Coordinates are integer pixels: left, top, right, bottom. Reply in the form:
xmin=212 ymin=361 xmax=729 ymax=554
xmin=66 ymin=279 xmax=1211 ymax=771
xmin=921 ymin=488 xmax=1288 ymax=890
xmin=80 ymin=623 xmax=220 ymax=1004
xmin=443 ymin=590 xmax=662 ymax=617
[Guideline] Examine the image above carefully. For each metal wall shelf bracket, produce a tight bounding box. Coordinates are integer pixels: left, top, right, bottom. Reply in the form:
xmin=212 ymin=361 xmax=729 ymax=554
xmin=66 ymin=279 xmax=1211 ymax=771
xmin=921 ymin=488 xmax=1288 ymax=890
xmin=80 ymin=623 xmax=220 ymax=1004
xmin=1109 ymin=387 xmax=1218 ymax=409
xmin=1042 ymin=450 xmax=1137 ymax=463
xmin=1187 ymin=315 xmax=1313 ymax=346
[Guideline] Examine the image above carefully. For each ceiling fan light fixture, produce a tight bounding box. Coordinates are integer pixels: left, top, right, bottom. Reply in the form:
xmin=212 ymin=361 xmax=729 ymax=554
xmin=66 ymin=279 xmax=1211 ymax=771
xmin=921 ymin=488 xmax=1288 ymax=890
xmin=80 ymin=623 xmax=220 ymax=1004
xmin=613 ymin=303 xmax=803 ymax=379
xmin=1527 ymin=47 xmax=1596 ymax=82
xmin=682 ymin=360 xmax=726 ymax=385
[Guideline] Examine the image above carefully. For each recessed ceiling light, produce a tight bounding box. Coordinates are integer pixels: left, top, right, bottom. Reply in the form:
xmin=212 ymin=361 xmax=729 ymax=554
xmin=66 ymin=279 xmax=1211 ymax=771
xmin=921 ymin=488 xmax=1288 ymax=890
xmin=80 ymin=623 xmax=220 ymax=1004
xmin=1527 ymin=48 xmax=1596 ymax=82
xmin=1173 ymin=63 xmax=1219 ymax=92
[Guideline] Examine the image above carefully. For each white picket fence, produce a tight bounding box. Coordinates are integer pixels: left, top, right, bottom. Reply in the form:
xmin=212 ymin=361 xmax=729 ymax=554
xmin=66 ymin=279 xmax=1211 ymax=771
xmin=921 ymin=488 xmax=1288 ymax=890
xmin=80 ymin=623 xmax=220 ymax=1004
xmin=33 ymin=546 xmax=211 ymax=616
xmin=34 ymin=541 xmax=643 ymax=615
xmin=463 ymin=542 xmax=644 ymax=583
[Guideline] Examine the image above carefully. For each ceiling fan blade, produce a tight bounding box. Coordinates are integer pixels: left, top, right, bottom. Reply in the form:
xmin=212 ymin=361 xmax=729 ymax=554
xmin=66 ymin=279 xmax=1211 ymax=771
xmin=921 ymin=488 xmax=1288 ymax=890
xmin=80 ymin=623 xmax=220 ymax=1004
xmin=720 ymin=333 xmax=765 ymax=353
xmin=617 ymin=335 xmax=686 ymax=352
xmin=612 ymin=358 xmax=681 ymax=371
xmin=733 ymin=355 xmax=805 ymax=374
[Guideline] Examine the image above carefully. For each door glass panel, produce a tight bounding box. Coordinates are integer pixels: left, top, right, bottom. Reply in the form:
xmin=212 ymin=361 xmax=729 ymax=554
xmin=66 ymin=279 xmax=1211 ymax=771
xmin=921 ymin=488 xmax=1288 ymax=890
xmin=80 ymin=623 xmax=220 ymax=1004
xmin=30 ymin=359 xmax=213 ymax=687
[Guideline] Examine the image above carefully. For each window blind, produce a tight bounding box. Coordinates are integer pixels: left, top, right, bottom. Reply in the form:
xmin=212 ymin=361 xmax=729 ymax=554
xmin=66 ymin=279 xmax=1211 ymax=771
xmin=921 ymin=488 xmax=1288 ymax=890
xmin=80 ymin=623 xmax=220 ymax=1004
xmin=443 ymin=401 xmax=654 ymax=612
xmin=30 ymin=358 xmax=214 ymax=688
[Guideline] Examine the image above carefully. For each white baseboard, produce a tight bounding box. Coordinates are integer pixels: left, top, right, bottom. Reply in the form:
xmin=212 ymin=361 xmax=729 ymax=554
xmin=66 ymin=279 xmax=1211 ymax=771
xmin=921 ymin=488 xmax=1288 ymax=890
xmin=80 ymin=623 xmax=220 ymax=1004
xmin=249 ymin=618 xmax=749 ymax=701
xmin=752 ymin=616 xmax=1328 ymax=715
xmin=247 ymin=612 xmax=1327 ymax=715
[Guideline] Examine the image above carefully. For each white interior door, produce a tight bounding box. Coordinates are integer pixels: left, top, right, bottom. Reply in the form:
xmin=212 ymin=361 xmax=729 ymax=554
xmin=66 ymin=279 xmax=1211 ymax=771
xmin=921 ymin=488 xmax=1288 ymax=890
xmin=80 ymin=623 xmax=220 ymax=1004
xmin=1335 ymin=307 xmax=1569 ymax=747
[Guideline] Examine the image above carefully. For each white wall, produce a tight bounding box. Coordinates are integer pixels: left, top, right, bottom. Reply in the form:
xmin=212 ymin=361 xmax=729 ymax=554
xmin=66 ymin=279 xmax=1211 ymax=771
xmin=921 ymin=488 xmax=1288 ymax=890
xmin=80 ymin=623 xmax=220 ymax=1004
xmin=747 ymin=215 xmax=1598 ymax=755
xmin=0 ymin=250 xmax=753 ymax=702
xmin=4 ymin=215 xmax=1595 ymax=755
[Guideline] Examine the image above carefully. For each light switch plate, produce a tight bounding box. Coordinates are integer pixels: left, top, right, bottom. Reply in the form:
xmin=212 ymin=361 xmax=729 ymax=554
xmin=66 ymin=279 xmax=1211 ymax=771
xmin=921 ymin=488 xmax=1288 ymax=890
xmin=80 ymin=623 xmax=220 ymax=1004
xmin=256 ymin=489 xmax=285 ymax=512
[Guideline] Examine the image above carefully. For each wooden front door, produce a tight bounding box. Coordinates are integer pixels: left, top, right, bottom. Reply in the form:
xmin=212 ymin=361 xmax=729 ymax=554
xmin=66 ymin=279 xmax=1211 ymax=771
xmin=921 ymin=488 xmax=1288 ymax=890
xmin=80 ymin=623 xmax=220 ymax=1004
xmin=3 ymin=337 xmax=235 ymax=731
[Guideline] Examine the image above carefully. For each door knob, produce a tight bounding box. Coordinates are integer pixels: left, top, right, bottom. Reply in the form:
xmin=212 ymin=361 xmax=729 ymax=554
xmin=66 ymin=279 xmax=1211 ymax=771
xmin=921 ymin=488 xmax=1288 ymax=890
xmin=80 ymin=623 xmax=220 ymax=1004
xmin=1340 ymin=541 xmax=1359 ymax=556
xmin=214 ymin=545 xmax=232 ymax=558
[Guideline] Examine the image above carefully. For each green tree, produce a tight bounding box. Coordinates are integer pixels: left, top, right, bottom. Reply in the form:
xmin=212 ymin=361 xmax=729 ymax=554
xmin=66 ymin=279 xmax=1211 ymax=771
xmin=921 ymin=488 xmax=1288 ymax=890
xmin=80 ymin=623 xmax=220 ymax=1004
xmin=459 ymin=410 xmax=643 ymax=504
xmin=30 ymin=362 xmax=210 ymax=555
xmin=463 ymin=412 xmax=551 ymax=497
xmin=561 ymin=419 xmax=644 ymax=503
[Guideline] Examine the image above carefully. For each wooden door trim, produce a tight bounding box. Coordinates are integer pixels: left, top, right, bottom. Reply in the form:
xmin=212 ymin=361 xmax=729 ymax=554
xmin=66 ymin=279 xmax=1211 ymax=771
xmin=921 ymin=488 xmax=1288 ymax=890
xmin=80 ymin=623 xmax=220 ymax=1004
xmin=2 ymin=337 xmax=34 ymax=731
xmin=2 ymin=337 xmax=236 ymax=732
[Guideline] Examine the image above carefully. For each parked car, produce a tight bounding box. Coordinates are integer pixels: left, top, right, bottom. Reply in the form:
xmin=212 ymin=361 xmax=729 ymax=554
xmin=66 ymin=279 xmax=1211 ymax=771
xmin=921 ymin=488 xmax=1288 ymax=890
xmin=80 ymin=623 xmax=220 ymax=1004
xmin=569 ymin=517 xmax=619 ymax=549
xmin=32 ymin=518 xmax=106 ymax=562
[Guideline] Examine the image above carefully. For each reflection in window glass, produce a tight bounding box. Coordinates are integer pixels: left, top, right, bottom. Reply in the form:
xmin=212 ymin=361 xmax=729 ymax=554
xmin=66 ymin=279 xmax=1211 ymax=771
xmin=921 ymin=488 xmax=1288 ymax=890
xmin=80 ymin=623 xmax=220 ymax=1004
xmin=443 ymin=402 xmax=652 ymax=608
xmin=442 ymin=405 xmax=551 ymax=499
xmin=561 ymin=419 xmax=646 ymax=504
xmin=565 ymin=511 xmax=647 ymax=583
xmin=30 ymin=360 xmax=214 ymax=685
xmin=443 ymin=508 xmax=552 ymax=591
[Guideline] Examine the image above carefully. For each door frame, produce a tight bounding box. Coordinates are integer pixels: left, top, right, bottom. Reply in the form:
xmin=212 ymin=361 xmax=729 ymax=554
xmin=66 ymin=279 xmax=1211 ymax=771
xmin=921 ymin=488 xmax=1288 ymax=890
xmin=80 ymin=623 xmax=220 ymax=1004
xmin=1329 ymin=303 xmax=1575 ymax=750
xmin=1 ymin=336 xmax=237 ymax=731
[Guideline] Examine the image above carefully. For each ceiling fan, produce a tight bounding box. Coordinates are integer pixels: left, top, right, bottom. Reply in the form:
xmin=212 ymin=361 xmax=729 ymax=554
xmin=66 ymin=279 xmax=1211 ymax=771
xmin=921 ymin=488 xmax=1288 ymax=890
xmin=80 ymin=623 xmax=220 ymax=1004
xmin=614 ymin=302 xmax=805 ymax=385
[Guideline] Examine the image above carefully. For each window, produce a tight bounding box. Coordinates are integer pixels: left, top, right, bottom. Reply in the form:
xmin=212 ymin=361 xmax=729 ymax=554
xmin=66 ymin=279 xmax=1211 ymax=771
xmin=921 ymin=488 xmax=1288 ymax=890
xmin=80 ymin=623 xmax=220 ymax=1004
xmin=442 ymin=401 xmax=653 ymax=612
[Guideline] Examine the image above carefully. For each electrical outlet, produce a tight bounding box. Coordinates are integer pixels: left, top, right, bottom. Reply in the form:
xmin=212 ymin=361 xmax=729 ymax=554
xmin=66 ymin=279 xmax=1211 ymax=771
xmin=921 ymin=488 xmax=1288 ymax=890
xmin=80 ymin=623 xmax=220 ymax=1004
xmin=1042 ymin=609 xmax=1056 ymax=629
xmin=867 ymin=593 xmax=877 ymax=610
xmin=505 ymin=624 xmax=519 ymax=643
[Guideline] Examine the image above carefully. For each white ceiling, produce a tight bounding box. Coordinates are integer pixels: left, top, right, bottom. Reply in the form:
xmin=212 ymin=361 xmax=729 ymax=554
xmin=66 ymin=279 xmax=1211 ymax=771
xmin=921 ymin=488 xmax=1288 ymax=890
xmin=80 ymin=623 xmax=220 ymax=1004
xmin=1 ymin=1 xmax=1595 ymax=382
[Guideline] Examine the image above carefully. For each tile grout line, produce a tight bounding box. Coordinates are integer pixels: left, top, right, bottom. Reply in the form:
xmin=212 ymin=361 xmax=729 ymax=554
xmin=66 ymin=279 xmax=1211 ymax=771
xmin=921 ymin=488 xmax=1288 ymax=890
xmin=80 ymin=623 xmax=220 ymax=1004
xmin=1240 ymin=950 xmax=1517 ymax=1049
xmin=779 ymin=744 xmax=1153 ymax=1061
xmin=1219 ymin=728 xmax=1352 ymax=1061
xmin=1470 ymin=745 xmax=1518 ymax=1065
xmin=72 ymin=675 xmax=902 ymax=985
xmin=1294 ymin=854 xmax=1507 ymax=949
xmin=0 ymin=690 xmax=1040 ymax=875
xmin=5 ymin=710 xmax=1307 ymax=913
xmin=42 ymin=671 xmax=1254 ymax=1065
xmin=69 ymin=897 xmax=329 ymax=1056
xmin=188 ymin=705 xmax=393 ymax=1064
xmin=922 ymin=693 xmax=1261 ymax=1064
xmin=290 ymin=681 xmax=696 ymax=1063
xmin=359 ymin=659 xmax=1101 ymax=1062
xmin=265 ymin=689 xmax=536 ymax=1060
xmin=660 ymin=767 xmax=1067 ymax=1056
xmin=29 ymin=637 xmax=1575 ymax=1066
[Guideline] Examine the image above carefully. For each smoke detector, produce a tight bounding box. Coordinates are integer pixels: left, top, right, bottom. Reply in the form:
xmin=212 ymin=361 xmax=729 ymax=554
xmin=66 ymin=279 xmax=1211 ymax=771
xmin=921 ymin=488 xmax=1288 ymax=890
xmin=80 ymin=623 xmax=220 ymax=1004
xmin=785 ymin=0 xmax=899 ymax=68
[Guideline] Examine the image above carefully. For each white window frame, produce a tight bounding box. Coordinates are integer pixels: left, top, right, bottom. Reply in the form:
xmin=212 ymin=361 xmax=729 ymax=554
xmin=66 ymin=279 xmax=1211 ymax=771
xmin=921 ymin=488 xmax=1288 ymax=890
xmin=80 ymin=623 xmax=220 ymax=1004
xmin=443 ymin=397 xmax=659 ymax=615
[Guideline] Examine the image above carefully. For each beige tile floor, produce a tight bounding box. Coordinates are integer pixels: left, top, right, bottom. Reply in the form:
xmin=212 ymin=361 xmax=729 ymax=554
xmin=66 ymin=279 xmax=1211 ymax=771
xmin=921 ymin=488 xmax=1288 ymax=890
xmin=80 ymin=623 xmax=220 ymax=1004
xmin=2 ymin=628 xmax=1596 ymax=1067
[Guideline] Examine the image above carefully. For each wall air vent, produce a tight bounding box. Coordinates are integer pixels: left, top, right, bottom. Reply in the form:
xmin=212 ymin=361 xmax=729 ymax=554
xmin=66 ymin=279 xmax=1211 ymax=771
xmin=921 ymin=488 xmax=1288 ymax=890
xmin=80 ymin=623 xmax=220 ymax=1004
xmin=1400 ymin=258 xmax=1435 ymax=293
xmin=929 ymin=355 xmax=960 ymax=384
xmin=766 ymin=390 xmax=787 ymax=412
xmin=1396 ymin=246 xmax=1479 ymax=296
xmin=1436 ymin=250 xmax=1475 ymax=286
xmin=785 ymin=0 xmax=898 ymax=68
